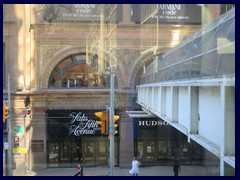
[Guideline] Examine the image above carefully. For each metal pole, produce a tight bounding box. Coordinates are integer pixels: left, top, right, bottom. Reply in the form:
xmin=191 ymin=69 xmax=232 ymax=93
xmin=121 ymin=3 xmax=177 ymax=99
xmin=7 ymin=74 xmax=12 ymax=176
xmin=109 ymin=65 xmax=114 ymax=176
xmin=106 ymin=104 xmax=109 ymax=135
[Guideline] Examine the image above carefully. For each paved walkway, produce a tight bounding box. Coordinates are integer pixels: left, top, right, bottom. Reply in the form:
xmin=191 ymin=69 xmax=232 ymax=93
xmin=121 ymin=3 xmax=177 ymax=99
xmin=25 ymin=165 xmax=219 ymax=176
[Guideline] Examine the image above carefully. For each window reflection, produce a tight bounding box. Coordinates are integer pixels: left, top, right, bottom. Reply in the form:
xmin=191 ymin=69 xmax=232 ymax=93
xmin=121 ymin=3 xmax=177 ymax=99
xmin=61 ymin=64 xmax=105 ymax=88
xmin=49 ymin=53 xmax=108 ymax=88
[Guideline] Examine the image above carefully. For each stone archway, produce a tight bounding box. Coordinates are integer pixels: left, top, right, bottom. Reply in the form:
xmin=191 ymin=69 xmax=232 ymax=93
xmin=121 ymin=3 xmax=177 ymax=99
xmin=40 ymin=46 xmax=87 ymax=89
xmin=127 ymin=52 xmax=155 ymax=90
xmin=127 ymin=48 xmax=168 ymax=90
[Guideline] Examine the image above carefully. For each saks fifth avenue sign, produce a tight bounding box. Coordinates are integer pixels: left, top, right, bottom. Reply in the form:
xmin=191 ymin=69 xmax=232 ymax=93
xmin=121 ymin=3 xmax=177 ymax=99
xmin=68 ymin=112 xmax=99 ymax=136
xmin=139 ymin=120 xmax=169 ymax=126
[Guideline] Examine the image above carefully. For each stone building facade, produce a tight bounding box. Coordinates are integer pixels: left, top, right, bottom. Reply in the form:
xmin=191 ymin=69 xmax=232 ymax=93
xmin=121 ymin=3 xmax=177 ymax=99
xmin=3 ymin=4 xmax=229 ymax=175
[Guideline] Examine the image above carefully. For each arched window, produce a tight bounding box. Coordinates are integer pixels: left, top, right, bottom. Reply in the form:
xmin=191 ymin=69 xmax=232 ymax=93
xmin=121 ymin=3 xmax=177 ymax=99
xmin=48 ymin=53 xmax=108 ymax=89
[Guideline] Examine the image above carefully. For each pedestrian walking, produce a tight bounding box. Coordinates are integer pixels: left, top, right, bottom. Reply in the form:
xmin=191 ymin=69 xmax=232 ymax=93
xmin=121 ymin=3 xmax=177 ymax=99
xmin=129 ymin=157 xmax=140 ymax=176
xmin=73 ymin=157 xmax=83 ymax=176
xmin=73 ymin=164 xmax=82 ymax=176
xmin=173 ymin=157 xmax=181 ymax=176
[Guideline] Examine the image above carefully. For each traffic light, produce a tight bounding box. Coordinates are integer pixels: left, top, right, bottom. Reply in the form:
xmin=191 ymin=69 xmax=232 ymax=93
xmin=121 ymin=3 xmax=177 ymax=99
xmin=95 ymin=112 xmax=107 ymax=135
xmin=108 ymin=114 xmax=120 ymax=139
xmin=113 ymin=115 xmax=119 ymax=135
xmin=3 ymin=102 xmax=9 ymax=123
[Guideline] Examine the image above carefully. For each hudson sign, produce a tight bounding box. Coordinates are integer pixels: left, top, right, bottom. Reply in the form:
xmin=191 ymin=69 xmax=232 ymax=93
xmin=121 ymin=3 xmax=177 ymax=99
xmin=139 ymin=120 xmax=169 ymax=126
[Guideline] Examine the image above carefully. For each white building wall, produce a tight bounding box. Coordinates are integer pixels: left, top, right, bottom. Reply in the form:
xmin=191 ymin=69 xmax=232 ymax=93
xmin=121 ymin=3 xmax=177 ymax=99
xmin=166 ymin=87 xmax=172 ymax=119
xmin=198 ymin=87 xmax=221 ymax=146
xmin=136 ymin=78 xmax=235 ymax=174
xmin=153 ymin=87 xmax=158 ymax=111
xmin=144 ymin=88 xmax=147 ymax=106
xmin=178 ymin=87 xmax=189 ymax=127
xmin=148 ymin=87 xmax=152 ymax=108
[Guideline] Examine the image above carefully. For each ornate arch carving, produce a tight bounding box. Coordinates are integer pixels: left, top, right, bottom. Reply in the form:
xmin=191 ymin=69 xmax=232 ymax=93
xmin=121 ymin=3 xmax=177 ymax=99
xmin=127 ymin=47 xmax=167 ymax=89
xmin=127 ymin=52 xmax=154 ymax=89
xmin=40 ymin=46 xmax=86 ymax=89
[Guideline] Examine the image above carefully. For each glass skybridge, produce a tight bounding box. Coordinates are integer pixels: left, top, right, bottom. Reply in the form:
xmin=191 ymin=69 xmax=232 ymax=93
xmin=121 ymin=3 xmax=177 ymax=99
xmin=140 ymin=7 xmax=235 ymax=85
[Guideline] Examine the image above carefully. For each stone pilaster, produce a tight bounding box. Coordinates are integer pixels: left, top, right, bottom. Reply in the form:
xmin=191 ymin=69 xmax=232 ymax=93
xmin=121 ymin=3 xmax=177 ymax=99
xmin=119 ymin=112 xmax=134 ymax=168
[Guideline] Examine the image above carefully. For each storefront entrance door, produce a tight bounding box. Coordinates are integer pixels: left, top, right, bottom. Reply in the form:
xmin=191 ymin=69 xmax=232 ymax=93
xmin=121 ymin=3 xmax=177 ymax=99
xmin=82 ymin=141 xmax=95 ymax=166
xmin=47 ymin=137 xmax=111 ymax=167
xmin=48 ymin=140 xmax=82 ymax=168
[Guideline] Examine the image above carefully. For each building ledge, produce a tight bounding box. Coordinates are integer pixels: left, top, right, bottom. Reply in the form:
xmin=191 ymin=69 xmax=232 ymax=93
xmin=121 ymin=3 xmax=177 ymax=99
xmin=126 ymin=111 xmax=156 ymax=118
xmin=190 ymin=134 xmax=220 ymax=157
xmin=223 ymin=155 xmax=235 ymax=168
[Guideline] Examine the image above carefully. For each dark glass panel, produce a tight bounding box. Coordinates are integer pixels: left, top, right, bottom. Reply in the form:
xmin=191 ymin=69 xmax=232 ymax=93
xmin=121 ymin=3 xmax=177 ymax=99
xmin=185 ymin=37 xmax=201 ymax=58
xmin=190 ymin=56 xmax=203 ymax=78
xmin=173 ymin=63 xmax=183 ymax=80
xmin=225 ymin=20 xmax=235 ymax=43
xmin=217 ymin=53 xmax=235 ymax=77
xmin=201 ymin=51 xmax=219 ymax=77
xmin=167 ymin=66 xmax=175 ymax=81
xmin=180 ymin=61 xmax=192 ymax=80
xmin=207 ymin=18 xmax=234 ymax=51
xmin=195 ymin=28 xmax=217 ymax=55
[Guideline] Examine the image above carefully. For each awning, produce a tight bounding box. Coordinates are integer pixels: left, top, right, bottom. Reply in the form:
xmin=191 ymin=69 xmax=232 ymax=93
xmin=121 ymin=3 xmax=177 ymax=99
xmin=126 ymin=111 xmax=156 ymax=118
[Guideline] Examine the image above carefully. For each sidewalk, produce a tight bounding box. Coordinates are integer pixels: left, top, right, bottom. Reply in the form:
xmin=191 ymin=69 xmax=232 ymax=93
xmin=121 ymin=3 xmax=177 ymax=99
xmin=25 ymin=165 xmax=219 ymax=176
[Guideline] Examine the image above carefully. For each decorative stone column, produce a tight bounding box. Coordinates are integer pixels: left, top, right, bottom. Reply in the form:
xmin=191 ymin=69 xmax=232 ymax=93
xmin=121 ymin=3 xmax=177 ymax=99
xmin=29 ymin=107 xmax=47 ymax=170
xmin=119 ymin=112 xmax=134 ymax=168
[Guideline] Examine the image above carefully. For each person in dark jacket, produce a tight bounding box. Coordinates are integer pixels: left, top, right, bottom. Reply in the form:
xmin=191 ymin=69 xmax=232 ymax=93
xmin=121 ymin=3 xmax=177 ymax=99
xmin=173 ymin=158 xmax=181 ymax=176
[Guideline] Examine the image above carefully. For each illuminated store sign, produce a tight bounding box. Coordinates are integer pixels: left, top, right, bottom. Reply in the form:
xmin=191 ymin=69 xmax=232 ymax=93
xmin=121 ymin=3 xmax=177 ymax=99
xmin=154 ymin=4 xmax=201 ymax=24
xmin=68 ymin=112 xmax=99 ymax=136
xmin=139 ymin=120 xmax=169 ymax=126
xmin=46 ymin=110 xmax=106 ymax=138
xmin=61 ymin=4 xmax=101 ymax=19
xmin=42 ymin=4 xmax=101 ymax=22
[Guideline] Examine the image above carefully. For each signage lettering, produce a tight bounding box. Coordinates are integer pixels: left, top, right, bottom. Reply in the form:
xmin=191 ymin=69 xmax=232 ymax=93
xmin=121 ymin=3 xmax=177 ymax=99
xmin=150 ymin=4 xmax=201 ymax=24
xmin=74 ymin=4 xmax=95 ymax=14
xmin=13 ymin=148 xmax=27 ymax=154
xmin=68 ymin=112 xmax=99 ymax=136
xmin=139 ymin=120 xmax=169 ymax=126
xmin=14 ymin=136 xmax=20 ymax=142
xmin=159 ymin=4 xmax=180 ymax=16
xmin=61 ymin=4 xmax=101 ymax=19
xmin=73 ymin=4 xmax=96 ymax=9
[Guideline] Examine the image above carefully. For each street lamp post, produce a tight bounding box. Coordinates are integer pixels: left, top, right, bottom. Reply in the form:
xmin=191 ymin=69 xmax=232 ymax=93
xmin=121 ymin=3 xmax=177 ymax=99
xmin=7 ymin=74 xmax=12 ymax=176
xmin=109 ymin=65 xmax=115 ymax=176
xmin=24 ymin=95 xmax=30 ymax=175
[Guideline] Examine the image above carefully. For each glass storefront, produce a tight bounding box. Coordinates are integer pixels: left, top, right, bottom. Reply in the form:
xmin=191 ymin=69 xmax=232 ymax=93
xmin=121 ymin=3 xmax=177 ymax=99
xmin=47 ymin=109 xmax=119 ymax=167
xmin=47 ymin=137 xmax=112 ymax=167
xmin=135 ymin=138 xmax=203 ymax=166
xmin=134 ymin=118 xmax=203 ymax=166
